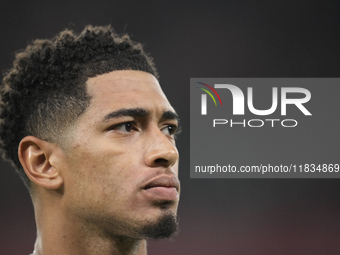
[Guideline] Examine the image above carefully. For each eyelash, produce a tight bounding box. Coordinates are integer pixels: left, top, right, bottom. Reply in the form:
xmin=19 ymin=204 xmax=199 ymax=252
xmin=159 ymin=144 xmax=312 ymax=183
xmin=110 ymin=121 xmax=137 ymax=133
xmin=109 ymin=121 xmax=181 ymax=138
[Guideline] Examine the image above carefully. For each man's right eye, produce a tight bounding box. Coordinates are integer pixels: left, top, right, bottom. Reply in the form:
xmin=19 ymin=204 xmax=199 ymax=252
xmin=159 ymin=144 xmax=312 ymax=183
xmin=111 ymin=122 xmax=136 ymax=133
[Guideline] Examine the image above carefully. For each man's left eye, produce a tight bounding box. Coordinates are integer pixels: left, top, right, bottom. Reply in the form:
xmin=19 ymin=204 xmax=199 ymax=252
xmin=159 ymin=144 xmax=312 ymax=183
xmin=161 ymin=125 xmax=177 ymax=137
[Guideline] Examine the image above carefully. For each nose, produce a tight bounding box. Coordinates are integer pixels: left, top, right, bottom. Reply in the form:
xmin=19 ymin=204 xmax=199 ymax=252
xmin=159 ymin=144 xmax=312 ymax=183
xmin=144 ymin=127 xmax=179 ymax=168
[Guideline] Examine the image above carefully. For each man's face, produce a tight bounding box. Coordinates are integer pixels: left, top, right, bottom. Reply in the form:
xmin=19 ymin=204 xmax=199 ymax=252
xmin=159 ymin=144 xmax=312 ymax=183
xmin=59 ymin=70 xmax=180 ymax=238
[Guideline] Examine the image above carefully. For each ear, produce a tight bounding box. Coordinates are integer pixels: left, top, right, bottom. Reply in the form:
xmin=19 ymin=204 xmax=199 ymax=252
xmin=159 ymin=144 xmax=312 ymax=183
xmin=18 ymin=136 xmax=63 ymax=189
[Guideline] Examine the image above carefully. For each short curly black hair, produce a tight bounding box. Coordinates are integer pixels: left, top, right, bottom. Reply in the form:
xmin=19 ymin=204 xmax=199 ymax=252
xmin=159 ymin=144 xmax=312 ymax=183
xmin=0 ymin=25 xmax=158 ymax=188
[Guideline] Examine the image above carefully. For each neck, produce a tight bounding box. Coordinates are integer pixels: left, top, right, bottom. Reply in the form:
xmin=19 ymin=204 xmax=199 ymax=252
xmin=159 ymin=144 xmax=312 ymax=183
xmin=33 ymin=236 xmax=147 ymax=255
xmin=31 ymin=191 xmax=147 ymax=255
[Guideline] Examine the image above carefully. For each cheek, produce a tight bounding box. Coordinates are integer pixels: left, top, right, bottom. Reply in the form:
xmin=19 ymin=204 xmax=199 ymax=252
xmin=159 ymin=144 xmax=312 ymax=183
xmin=65 ymin=145 xmax=138 ymax=203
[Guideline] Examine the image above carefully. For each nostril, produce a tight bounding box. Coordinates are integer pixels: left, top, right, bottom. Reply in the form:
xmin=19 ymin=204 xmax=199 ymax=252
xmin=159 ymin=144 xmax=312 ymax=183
xmin=145 ymin=144 xmax=178 ymax=167
xmin=154 ymin=158 xmax=168 ymax=164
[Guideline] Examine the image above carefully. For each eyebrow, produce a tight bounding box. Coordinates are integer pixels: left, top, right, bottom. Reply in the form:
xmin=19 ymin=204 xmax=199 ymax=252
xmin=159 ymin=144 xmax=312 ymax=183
xmin=160 ymin=111 xmax=180 ymax=122
xmin=102 ymin=108 xmax=149 ymax=122
xmin=102 ymin=107 xmax=179 ymax=123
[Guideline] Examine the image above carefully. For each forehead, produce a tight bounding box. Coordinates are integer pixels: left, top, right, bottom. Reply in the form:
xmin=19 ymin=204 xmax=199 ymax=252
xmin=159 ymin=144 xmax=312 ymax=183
xmin=84 ymin=70 xmax=174 ymax=120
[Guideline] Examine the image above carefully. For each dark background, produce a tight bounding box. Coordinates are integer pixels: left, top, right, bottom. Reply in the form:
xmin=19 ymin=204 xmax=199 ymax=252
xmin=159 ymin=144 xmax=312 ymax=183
xmin=1 ymin=1 xmax=340 ymax=254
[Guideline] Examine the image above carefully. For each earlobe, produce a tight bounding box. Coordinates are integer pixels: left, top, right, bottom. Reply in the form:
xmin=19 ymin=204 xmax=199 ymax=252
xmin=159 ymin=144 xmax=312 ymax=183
xmin=18 ymin=136 xmax=63 ymax=190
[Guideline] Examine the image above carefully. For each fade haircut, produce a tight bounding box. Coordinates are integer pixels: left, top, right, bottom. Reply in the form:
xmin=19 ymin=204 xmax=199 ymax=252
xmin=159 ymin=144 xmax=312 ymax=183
xmin=0 ymin=25 xmax=158 ymax=188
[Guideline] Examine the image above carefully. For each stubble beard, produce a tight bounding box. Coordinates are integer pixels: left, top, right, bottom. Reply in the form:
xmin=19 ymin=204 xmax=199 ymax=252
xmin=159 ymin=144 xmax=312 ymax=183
xmin=96 ymin=208 xmax=180 ymax=241
xmin=138 ymin=212 xmax=179 ymax=240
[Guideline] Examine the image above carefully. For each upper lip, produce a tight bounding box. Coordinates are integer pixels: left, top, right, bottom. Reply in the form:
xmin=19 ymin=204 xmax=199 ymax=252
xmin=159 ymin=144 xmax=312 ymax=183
xmin=143 ymin=175 xmax=180 ymax=191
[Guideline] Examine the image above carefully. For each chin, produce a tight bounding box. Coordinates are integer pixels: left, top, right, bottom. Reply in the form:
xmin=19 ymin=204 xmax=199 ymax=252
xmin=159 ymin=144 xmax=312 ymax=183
xmin=97 ymin=201 xmax=179 ymax=240
xmin=138 ymin=211 xmax=179 ymax=240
